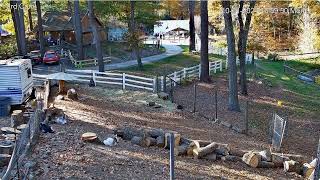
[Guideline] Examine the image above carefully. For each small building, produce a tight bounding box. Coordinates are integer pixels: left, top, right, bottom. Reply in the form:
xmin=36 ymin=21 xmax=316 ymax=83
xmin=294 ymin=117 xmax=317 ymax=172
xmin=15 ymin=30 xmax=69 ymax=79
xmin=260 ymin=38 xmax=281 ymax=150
xmin=36 ymin=11 xmax=106 ymax=45
xmin=153 ymin=20 xmax=189 ymax=39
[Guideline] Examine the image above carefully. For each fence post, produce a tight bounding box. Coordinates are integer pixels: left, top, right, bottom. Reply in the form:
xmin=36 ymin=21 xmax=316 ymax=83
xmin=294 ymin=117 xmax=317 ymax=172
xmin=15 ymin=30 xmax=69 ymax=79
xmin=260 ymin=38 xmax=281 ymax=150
xmin=220 ymin=61 xmax=223 ymax=71
xmin=163 ymin=75 xmax=167 ymax=93
xmin=198 ymin=65 xmax=201 ymax=79
xmin=225 ymin=58 xmax=228 ymax=69
xmin=209 ymin=62 xmax=211 ymax=75
xmin=193 ymin=84 xmax=197 ymax=113
xmin=122 ymin=73 xmax=126 ymax=90
xmin=93 ymin=71 xmax=96 ymax=86
xmin=314 ymin=138 xmax=320 ymax=180
xmin=244 ymin=101 xmax=249 ymax=135
xmin=214 ymin=62 xmax=217 ymax=74
xmin=215 ymin=90 xmax=218 ymax=121
xmin=173 ymin=72 xmax=177 ymax=86
xmin=183 ymin=68 xmax=186 ymax=79
xmin=153 ymin=76 xmax=157 ymax=93
xmin=169 ymin=133 xmax=175 ymax=180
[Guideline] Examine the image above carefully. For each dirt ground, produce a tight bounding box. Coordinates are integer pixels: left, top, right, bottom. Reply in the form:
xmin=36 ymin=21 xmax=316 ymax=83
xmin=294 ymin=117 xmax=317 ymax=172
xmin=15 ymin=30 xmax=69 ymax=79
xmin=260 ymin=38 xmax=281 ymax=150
xmin=30 ymin=78 xmax=318 ymax=179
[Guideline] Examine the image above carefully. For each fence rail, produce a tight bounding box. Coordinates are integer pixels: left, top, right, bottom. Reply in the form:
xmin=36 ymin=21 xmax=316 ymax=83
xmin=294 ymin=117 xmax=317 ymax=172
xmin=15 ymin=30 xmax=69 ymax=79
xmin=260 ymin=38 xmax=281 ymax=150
xmin=68 ymin=50 xmax=111 ymax=68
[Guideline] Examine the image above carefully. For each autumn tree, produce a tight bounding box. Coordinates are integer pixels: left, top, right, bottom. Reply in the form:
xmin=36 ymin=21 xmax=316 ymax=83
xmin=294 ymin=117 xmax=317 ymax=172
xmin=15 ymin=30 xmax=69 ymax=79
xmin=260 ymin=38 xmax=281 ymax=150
xmin=88 ymin=0 xmax=104 ymax=72
xmin=221 ymin=0 xmax=240 ymax=111
xmin=36 ymin=0 xmax=45 ymax=56
xmin=200 ymin=0 xmax=210 ymax=82
xmin=189 ymin=0 xmax=195 ymax=52
xmin=238 ymin=0 xmax=256 ymax=95
xmin=74 ymin=0 xmax=84 ymax=60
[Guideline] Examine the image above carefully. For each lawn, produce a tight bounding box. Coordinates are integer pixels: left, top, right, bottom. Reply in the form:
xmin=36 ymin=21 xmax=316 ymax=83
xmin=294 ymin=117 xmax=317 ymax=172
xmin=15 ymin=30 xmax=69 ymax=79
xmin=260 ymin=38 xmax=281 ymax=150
xmin=256 ymin=60 xmax=320 ymax=113
xmin=284 ymin=57 xmax=320 ymax=72
xmin=122 ymin=45 xmax=225 ymax=76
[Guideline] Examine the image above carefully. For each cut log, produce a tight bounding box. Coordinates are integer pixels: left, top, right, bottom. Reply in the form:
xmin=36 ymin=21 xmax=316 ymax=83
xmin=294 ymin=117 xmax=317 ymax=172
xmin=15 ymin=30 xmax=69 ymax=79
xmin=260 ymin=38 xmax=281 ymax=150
xmin=284 ymin=160 xmax=301 ymax=174
xmin=180 ymin=137 xmax=192 ymax=145
xmin=193 ymin=142 xmax=219 ymax=159
xmin=122 ymin=127 xmax=144 ymax=140
xmin=0 ymin=154 xmax=11 ymax=167
xmin=220 ymin=121 xmax=232 ymax=128
xmin=156 ymin=136 xmax=165 ymax=148
xmin=214 ymin=144 xmax=230 ymax=156
xmin=164 ymin=133 xmax=181 ymax=149
xmin=158 ymin=92 xmax=169 ymax=100
xmin=230 ymin=148 xmax=247 ymax=157
xmin=258 ymin=161 xmax=275 ymax=168
xmin=81 ymin=132 xmax=98 ymax=143
xmin=259 ymin=149 xmax=272 ymax=162
xmin=11 ymin=111 xmax=23 ymax=127
xmin=203 ymin=153 xmax=217 ymax=161
xmin=221 ymin=155 xmax=242 ymax=162
xmin=272 ymin=154 xmax=289 ymax=167
xmin=17 ymin=124 xmax=27 ymax=131
xmin=131 ymin=136 xmax=144 ymax=146
xmin=309 ymin=158 xmax=317 ymax=168
xmin=272 ymin=152 xmax=304 ymax=163
xmin=242 ymin=151 xmax=261 ymax=168
xmin=1 ymin=127 xmax=21 ymax=134
xmin=302 ymin=163 xmax=314 ymax=178
xmin=147 ymin=129 xmax=164 ymax=138
xmin=174 ymin=143 xmax=189 ymax=156
xmin=144 ymin=137 xmax=156 ymax=147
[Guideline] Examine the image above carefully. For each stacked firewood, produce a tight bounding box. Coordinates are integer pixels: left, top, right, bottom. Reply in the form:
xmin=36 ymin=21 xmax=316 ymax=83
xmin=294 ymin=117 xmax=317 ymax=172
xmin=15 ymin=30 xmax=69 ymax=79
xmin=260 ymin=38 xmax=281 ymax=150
xmin=113 ymin=126 xmax=314 ymax=178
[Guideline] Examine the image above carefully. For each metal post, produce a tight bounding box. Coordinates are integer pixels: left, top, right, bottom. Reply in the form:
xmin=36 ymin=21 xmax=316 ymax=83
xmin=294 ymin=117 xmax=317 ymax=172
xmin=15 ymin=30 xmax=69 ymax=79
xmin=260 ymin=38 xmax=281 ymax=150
xmin=215 ymin=90 xmax=218 ymax=121
xmin=169 ymin=133 xmax=175 ymax=180
xmin=193 ymin=84 xmax=197 ymax=113
xmin=314 ymin=138 xmax=320 ymax=180
xmin=244 ymin=101 xmax=249 ymax=135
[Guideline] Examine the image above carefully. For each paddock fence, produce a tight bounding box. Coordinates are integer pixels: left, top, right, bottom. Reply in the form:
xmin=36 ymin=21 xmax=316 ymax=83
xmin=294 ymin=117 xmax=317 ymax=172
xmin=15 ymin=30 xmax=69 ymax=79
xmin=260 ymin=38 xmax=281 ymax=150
xmin=67 ymin=50 xmax=111 ymax=68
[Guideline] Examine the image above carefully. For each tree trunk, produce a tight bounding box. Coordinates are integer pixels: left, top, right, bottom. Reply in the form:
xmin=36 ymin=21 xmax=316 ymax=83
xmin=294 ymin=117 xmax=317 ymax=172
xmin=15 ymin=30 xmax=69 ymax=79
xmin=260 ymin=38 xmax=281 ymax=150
xmin=189 ymin=0 xmax=195 ymax=52
xmin=200 ymin=0 xmax=209 ymax=82
xmin=36 ymin=0 xmax=45 ymax=57
xmin=10 ymin=1 xmax=22 ymax=55
xmin=88 ymin=1 xmax=104 ymax=72
xmin=130 ymin=1 xmax=143 ymax=69
xmin=74 ymin=1 xmax=84 ymax=60
xmin=221 ymin=0 xmax=240 ymax=111
xmin=238 ymin=0 xmax=256 ymax=96
xmin=28 ymin=8 xmax=33 ymax=31
xmin=17 ymin=1 xmax=27 ymax=55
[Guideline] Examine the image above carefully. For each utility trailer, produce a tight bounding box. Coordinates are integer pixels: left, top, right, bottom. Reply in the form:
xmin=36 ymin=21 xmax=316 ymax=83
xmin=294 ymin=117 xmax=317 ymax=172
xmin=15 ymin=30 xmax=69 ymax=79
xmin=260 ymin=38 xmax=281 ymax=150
xmin=0 ymin=59 xmax=33 ymax=105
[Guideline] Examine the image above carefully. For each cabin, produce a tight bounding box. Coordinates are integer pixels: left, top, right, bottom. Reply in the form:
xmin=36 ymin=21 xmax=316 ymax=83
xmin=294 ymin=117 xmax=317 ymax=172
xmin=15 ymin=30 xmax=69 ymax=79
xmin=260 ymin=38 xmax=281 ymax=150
xmin=35 ymin=11 xmax=106 ymax=45
xmin=153 ymin=20 xmax=189 ymax=39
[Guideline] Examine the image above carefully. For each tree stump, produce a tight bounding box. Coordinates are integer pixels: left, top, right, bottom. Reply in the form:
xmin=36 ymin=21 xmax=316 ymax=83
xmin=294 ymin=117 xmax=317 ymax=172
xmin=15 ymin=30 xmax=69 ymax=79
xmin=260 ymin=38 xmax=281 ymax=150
xmin=283 ymin=160 xmax=301 ymax=174
xmin=242 ymin=151 xmax=261 ymax=168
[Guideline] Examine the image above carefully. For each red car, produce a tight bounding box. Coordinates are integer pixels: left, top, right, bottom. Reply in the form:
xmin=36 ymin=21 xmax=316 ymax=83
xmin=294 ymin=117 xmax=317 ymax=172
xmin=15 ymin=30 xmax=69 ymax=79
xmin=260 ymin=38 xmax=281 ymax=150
xmin=43 ymin=50 xmax=60 ymax=64
xmin=28 ymin=50 xmax=42 ymax=65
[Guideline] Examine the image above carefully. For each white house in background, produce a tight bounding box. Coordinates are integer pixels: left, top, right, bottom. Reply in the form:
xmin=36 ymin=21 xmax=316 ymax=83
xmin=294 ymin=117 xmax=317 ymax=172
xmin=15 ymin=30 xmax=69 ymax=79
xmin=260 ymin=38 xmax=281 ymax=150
xmin=153 ymin=20 xmax=189 ymax=39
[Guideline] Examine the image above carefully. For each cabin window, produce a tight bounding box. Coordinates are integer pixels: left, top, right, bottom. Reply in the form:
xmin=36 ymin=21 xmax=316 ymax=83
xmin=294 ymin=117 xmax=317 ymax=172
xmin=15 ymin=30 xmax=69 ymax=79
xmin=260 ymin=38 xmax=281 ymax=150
xmin=27 ymin=68 xmax=31 ymax=78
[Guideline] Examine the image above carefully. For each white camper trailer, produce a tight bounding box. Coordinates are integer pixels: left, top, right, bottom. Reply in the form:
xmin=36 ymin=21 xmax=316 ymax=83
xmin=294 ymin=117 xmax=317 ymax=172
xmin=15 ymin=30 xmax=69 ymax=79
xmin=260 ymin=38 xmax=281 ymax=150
xmin=0 ymin=59 xmax=33 ymax=105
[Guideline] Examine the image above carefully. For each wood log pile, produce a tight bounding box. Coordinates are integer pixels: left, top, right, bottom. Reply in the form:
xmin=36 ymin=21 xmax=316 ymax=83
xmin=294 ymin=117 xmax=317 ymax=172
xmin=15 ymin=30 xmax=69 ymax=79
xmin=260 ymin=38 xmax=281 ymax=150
xmin=113 ymin=126 xmax=317 ymax=178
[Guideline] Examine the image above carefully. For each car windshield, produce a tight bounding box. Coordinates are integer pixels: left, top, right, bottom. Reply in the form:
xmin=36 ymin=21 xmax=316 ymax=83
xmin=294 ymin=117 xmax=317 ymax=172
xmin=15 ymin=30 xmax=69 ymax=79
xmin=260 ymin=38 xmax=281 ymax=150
xmin=45 ymin=53 xmax=55 ymax=58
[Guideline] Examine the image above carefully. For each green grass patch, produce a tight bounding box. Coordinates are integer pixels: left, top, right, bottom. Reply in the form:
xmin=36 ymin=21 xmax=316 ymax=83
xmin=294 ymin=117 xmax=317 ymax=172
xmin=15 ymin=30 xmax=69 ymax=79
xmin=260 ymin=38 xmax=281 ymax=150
xmin=256 ymin=60 xmax=320 ymax=113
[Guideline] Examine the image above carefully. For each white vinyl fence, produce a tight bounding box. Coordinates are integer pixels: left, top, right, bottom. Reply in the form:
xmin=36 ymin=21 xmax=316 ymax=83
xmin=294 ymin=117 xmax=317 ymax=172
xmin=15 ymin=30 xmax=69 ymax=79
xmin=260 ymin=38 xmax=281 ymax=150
xmin=65 ymin=70 xmax=156 ymax=92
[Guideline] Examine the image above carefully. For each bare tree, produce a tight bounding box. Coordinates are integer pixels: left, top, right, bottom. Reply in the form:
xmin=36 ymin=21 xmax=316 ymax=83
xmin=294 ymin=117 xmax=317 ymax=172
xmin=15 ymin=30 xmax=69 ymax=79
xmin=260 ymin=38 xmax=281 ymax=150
xmin=189 ymin=0 xmax=195 ymax=52
xmin=74 ymin=0 xmax=84 ymax=60
xmin=36 ymin=0 xmax=45 ymax=56
xmin=238 ymin=0 xmax=256 ymax=95
xmin=200 ymin=0 xmax=209 ymax=82
xmin=88 ymin=1 xmax=104 ymax=72
xmin=221 ymin=0 xmax=240 ymax=111
xmin=129 ymin=1 xmax=143 ymax=69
